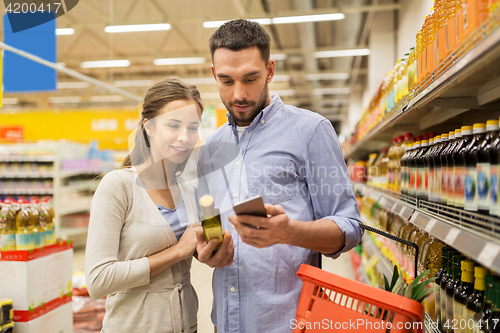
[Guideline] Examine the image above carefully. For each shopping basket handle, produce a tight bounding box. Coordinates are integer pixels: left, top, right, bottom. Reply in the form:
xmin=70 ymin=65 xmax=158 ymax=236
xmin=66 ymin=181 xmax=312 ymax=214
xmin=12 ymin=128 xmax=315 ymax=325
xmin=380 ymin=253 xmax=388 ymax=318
xmin=358 ymin=222 xmax=419 ymax=281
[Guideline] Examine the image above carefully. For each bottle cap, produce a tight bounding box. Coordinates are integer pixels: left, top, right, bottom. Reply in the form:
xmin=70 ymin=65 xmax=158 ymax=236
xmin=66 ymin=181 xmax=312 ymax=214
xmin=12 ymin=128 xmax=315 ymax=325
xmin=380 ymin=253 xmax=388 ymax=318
xmin=429 ymin=138 xmax=435 ymax=144
xmin=449 ymin=131 xmax=455 ymax=140
xmin=473 ymin=123 xmax=486 ymax=134
xmin=422 ymin=140 xmax=429 ymax=146
xmin=475 ymin=266 xmax=489 ymax=278
xmin=416 ymin=135 xmax=423 ymax=141
xmin=423 ymin=133 xmax=429 ymax=140
xmin=428 ymin=132 xmax=437 ymax=139
xmin=393 ymin=138 xmax=398 ymax=144
xmin=461 ymin=125 xmax=473 ymax=135
xmin=461 ymin=260 xmax=475 ymax=271
xmin=486 ymin=120 xmax=499 ymax=131
xmin=397 ymin=135 xmax=404 ymax=143
xmin=441 ymin=133 xmax=449 ymax=139
xmin=404 ymin=132 xmax=414 ymax=140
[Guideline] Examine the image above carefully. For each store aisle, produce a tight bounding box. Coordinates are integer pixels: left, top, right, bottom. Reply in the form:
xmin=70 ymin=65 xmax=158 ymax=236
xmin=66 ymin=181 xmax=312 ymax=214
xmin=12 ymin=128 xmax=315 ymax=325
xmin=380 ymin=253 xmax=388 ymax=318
xmin=72 ymin=249 xmax=353 ymax=332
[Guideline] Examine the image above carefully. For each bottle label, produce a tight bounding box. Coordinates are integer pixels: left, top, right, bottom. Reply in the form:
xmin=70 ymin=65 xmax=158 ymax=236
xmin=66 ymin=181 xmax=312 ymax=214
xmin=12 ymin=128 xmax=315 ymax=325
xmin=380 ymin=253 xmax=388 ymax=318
xmin=477 ymin=163 xmax=490 ymax=210
xmin=436 ymin=168 xmax=442 ymax=201
xmin=442 ymin=166 xmax=448 ymax=203
xmin=417 ymin=167 xmax=425 ymax=196
xmin=0 ymin=233 xmax=16 ymax=251
xmin=430 ymin=167 xmax=435 ymax=201
xmin=410 ymin=167 xmax=416 ymax=193
xmin=33 ymin=232 xmax=44 ymax=248
xmin=490 ymin=164 xmax=498 ymax=215
xmin=16 ymin=233 xmax=33 ymax=250
xmin=425 ymin=166 xmax=430 ymax=193
xmin=448 ymin=166 xmax=456 ymax=205
xmin=465 ymin=166 xmax=478 ymax=211
xmin=44 ymin=229 xmax=56 ymax=246
xmin=455 ymin=167 xmax=466 ymax=207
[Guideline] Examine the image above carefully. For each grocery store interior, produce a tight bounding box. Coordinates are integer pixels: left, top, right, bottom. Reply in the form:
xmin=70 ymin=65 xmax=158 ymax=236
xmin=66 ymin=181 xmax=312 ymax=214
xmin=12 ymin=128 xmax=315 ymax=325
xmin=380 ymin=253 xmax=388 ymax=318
xmin=1 ymin=0 xmax=500 ymax=332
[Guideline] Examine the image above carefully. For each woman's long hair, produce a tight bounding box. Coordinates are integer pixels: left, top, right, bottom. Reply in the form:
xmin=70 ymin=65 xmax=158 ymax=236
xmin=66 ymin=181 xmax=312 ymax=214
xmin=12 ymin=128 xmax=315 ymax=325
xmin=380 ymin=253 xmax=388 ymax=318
xmin=122 ymin=78 xmax=204 ymax=174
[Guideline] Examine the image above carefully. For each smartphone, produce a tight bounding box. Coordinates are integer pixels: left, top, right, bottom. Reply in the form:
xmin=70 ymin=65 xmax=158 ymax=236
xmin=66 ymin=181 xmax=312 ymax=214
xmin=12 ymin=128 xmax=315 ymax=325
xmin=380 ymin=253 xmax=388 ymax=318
xmin=233 ymin=195 xmax=267 ymax=218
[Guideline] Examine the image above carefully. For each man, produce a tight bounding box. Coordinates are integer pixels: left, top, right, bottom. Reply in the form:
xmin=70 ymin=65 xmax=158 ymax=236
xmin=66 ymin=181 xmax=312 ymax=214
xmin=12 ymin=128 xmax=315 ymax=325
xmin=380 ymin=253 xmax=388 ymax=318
xmin=195 ymin=19 xmax=362 ymax=333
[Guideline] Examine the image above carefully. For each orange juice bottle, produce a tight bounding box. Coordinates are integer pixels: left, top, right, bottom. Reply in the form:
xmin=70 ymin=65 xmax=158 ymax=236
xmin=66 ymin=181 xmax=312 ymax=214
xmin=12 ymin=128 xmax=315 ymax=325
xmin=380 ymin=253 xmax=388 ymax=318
xmin=436 ymin=0 xmax=448 ymax=63
xmin=446 ymin=0 xmax=458 ymax=55
xmin=463 ymin=0 xmax=490 ymax=39
xmin=425 ymin=7 xmax=437 ymax=77
xmin=457 ymin=0 xmax=466 ymax=45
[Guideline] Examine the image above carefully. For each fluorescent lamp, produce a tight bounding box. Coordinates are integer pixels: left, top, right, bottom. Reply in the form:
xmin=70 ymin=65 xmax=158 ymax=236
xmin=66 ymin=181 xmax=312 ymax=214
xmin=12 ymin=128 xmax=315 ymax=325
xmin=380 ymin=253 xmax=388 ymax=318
xmin=203 ymin=18 xmax=271 ymax=28
xmin=313 ymin=87 xmax=351 ymax=95
xmin=314 ymin=48 xmax=370 ymax=58
xmin=270 ymin=89 xmax=295 ymax=96
xmin=3 ymin=98 xmax=18 ymax=105
xmin=105 ymin=23 xmax=171 ymax=33
xmin=272 ymin=75 xmax=290 ymax=82
xmin=305 ymin=73 xmax=350 ymax=80
xmin=89 ymin=95 xmax=124 ymax=103
xmin=48 ymin=96 xmax=82 ymax=104
xmin=114 ymin=80 xmax=154 ymax=87
xmin=56 ymin=28 xmax=75 ymax=35
xmin=81 ymin=60 xmax=130 ymax=68
xmin=154 ymin=57 xmax=206 ymax=66
xmin=182 ymin=77 xmax=216 ymax=85
xmin=272 ymin=13 xmax=344 ymax=24
xmin=271 ymin=54 xmax=287 ymax=61
xmin=57 ymin=82 xmax=89 ymax=89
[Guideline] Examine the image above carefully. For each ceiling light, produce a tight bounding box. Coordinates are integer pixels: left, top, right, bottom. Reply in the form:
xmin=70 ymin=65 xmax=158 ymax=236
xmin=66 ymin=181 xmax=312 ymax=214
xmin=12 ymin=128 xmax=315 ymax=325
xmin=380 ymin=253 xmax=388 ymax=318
xmin=272 ymin=13 xmax=344 ymax=24
xmin=314 ymin=48 xmax=370 ymax=58
xmin=105 ymin=23 xmax=171 ymax=33
xmin=203 ymin=18 xmax=271 ymax=28
xmin=81 ymin=60 xmax=130 ymax=68
xmin=270 ymin=89 xmax=295 ymax=96
xmin=57 ymin=82 xmax=89 ymax=89
xmin=313 ymin=87 xmax=352 ymax=95
xmin=56 ymin=28 xmax=75 ymax=35
xmin=182 ymin=77 xmax=216 ymax=85
xmin=48 ymin=96 xmax=82 ymax=104
xmin=89 ymin=95 xmax=124 ymax=102
xmin=154 ymin=57 xmax=206 ymax=66
xmin=2 ymin=98 xmax=18 ymax=105
xmin=305 ymin=73 xmax=350 ymax=80
xmin=271 ymin=54 xmax=287 ymax=61
xmin=114 ymin=80 xmax=154 ymax=87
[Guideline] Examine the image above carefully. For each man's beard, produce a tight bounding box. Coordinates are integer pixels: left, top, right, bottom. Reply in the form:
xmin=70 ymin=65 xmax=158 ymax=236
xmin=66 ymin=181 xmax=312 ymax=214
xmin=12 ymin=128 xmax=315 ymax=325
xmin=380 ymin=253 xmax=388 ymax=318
xmin=223 ymin=81 xmax=268 ymax=126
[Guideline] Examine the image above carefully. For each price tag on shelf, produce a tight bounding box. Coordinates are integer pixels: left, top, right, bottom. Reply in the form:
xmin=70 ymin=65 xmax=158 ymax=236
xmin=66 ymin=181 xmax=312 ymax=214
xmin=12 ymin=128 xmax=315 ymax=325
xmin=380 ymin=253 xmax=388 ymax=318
xmin=399 ymin=206 xmax=407 ymax=216
xmin=380 ymin=196 xmax=388 ymax=206
xmin=409 ymin=212 xmax=419 ymax=224
xmin=425 ymin=219 xmax=437 ymax=233
xmin=391 ymin=202 xmax=398 ymax=212
xmin=444 ymin=228 xmax=460 ymax=245
xmin=477 ymin=243 xmax=500 ymax=268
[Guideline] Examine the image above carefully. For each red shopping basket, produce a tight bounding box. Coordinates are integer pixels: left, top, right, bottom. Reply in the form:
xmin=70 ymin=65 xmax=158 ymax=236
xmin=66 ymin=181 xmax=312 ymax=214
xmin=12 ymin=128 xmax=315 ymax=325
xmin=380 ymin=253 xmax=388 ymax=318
xmin=294 ymin=264 xmax=424 ymax=333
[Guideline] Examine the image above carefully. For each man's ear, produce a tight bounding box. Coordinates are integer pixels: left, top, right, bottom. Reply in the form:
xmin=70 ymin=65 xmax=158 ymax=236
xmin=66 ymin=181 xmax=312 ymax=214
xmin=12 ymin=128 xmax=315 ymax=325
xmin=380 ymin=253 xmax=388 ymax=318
xmin=267 ymin=59 xmax=275 ymax=84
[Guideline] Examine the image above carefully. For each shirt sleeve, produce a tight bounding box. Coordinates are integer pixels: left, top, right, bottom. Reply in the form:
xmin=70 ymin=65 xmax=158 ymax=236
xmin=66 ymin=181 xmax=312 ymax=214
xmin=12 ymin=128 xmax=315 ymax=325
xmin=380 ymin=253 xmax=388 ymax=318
xmin=305 ymin=119 xmax=363 ymax=259
xmin=85 ymin=172 xmax=151 ymax=299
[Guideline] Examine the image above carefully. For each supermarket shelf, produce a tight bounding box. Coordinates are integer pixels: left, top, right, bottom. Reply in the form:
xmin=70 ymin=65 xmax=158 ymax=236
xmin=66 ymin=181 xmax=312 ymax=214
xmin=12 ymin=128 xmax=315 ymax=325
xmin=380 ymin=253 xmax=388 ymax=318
xmin=58 ymin=227 xmax=88 ymax=238
xmin=0 ymin=156 xmax=54 ymax=162
xmin=59 ymin=184 xmax=98 ymax=194
xmin=360 ymin=221 xmax=394 ymax=281
xmin=0 ymin=189 xmax=53 ymax=195
xmin=355 ymin=182 xmax=500 ymax=275
xmin=59 ymin=207 xmax=90 ymax=216
xmin=0 ymin=172 xmax=54 ymax=179
xmin=344 ymin=12 xmax=500 ymax=160
xmin=425 ymin=312 xmax=441 ymax=333
xmin=60 ymin=169 xmax=91 ymax=179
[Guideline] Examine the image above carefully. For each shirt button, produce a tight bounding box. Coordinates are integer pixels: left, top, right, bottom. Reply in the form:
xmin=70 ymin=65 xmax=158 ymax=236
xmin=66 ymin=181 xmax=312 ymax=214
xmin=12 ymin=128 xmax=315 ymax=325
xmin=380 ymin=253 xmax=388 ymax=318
xmin=233 ymin=192 xmax=238 ymax=198
xmin=230 ymin=287 xmax=236 ymax=292
xmin=261 ymin=120 xmax=265 ymax=124
xmin=236 ymin=161 xmax=240 ymax=166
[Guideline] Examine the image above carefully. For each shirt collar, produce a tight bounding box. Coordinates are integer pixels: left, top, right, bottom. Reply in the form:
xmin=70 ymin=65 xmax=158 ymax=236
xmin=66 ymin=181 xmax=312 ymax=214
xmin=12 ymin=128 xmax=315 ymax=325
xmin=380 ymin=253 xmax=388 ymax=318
xmin=226 ymin=94 xmax=283 ymax=129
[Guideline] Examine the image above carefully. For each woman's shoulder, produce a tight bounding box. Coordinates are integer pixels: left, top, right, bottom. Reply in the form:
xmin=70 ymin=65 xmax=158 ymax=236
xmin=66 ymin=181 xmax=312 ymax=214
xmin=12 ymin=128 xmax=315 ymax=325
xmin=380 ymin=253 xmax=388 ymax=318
xmin=98 ymin=168 xmax=135 ymax=190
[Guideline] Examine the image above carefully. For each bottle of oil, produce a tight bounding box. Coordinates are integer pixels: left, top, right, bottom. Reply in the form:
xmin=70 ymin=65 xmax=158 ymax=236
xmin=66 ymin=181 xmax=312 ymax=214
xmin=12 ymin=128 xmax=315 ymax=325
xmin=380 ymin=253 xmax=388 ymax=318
xmin=416 ymin=139 xmax=431 ymax=199
xmin=0 ymin=199 xmax=17 ymax=251
xmin=400 ymin=133 xmax=414 ymax=194
xmin=430 ymin=135 xmax=441 ymax=202
xmin=410 ymin=138 xmax=423 ymax=197
xmin=477 ymin=120 xmax=499 ymax=215
xmin=436 ymin=0 xmax=448 ymax=64
xmin=491 ymin=118 xmax=500 ymax=217
xmin=29 ymin=198 xmax=43 ymax=248
xmin=445 ymin=254 xmax=466 ymax=330
xmin=387 ymin=138 xmax=398 ymax=191
xmin=438 ymin=133 xmax=450 ymax=204
xmin=421 ymin=235 xmax=444 ymax=320
xmin=465 ymin=123 xmax=487 ymax=212
xmin=441 ymin=131 xmax=456 ymax=205
xmin=394 ymin=135 xmax=405 ymax=193
xmin=425 ymin=7 xmax=438 ymax=77
xmin=466 ymin=266 xmax=489 ymax=333
xmin=454 ymin=260 xmax=476 ymax=331
xmin=200 ymin=194 xmax=224 ymax=251
xmin=16 ymin=199 xmax=34 ymax=250
xmin=454 ymin=126 xmax=474 ymax=209
xmin=491 ymin=0 xmax=500 ymax=13
xmin=486 ymin=283 xmax=500 ymax=333
xmin=41 ymin=197 xmax=56 ymax=245
xmin=416 ymin=26 xmax=424 ymax=85
xmin=476 ymin=275 xmax=495 ymax=333
xmin=446 ymin=0 xmax=458 ymax=58
xmin=464 ymin=0 xmax=490 ymax=40
xmin=441 ymin=249 xmax=459 ymax=332
xmin=447 ymin=129 xmax=463 ymax=206
xmin=436 ymin=247 xmax=450 ymax=331
xmin=425 ymin=137 xmax=436 ymax=200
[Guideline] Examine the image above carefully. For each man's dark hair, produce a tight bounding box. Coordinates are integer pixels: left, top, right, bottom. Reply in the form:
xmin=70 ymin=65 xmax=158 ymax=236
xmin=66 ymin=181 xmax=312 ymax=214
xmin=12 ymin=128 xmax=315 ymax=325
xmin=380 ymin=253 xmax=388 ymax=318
xmin=209 ymin=19 xmax=271 ymax=64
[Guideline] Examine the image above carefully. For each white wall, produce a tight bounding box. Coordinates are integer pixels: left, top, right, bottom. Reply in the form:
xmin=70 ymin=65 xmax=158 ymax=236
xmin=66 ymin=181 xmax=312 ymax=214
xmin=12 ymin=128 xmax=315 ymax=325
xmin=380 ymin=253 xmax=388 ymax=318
xmin=397 ymin=0 xmax=434 ymax=58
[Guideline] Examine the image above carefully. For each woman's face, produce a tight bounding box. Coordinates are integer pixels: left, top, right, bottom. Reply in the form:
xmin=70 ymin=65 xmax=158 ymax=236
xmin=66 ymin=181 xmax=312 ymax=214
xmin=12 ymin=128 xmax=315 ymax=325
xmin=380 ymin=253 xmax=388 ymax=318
xmin=145 ymin=99 xmax=201 ymax=165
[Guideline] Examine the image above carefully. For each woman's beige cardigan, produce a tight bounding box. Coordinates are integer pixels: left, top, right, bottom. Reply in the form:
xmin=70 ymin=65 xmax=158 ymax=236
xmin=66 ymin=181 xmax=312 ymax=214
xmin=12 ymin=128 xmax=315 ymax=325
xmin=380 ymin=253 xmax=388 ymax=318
xmin=85 ymin=168 xmax=199 ymax=333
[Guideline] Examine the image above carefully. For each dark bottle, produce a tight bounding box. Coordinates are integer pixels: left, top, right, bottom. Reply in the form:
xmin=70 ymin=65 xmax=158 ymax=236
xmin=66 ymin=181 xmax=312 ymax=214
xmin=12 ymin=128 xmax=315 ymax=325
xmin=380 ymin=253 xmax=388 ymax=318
xmin=401 ymin=134 xmax=415 ymax=195
xmin=453 ymin=260 xmax=475 ymax=330
xmin=464 ymin=123 xmax=487 ymax=212
xmin=477 ymin=120 xmax=500 ymax=215
xmin=441 ymin=249 xmax=458 ymax=332
xmin=486 ymin=281 xmax=500 ymax=333
xmin=490 ymin=118 xmax=500 ymax=217
xmin=453 ymin=126 xmax=474 ymax=209
xmin=410 ymin=137 xmax=423 ymax=198
xmin=435 ymin=247 xmax=449 ymax=331
xmin=431 ymin=135 xmax=444 ymax=203
xmin=425 ymin=137 xmax=437 ymax=201
xmin=434 ymin=133 xmax=449 ymax=204
xmin=466 ymin=266 xmax=488 ymax=332
xmin=416 ymin=139 xmax=430 ymax=199
xmin=447 ymin=129 xmax=463 ymax=207
xmin=477 ymin=276 xmax=496 ymax=333
xmin=441 ymin=131 xmax=457 ymax=206
xmin=445 ymin=254 xmax=465 ymax=332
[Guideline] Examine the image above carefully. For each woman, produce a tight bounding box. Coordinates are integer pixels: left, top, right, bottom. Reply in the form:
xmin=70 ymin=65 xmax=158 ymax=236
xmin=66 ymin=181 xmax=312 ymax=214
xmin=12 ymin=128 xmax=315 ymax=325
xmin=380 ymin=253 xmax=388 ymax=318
xmin=85 ymin=78 xmax=203 ymax=333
